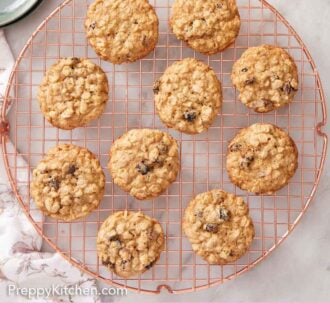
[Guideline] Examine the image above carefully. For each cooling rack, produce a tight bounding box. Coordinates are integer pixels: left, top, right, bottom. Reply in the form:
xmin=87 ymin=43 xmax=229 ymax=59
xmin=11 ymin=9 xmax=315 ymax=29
xmin=0 ymin=0 xmax=328 ymax=294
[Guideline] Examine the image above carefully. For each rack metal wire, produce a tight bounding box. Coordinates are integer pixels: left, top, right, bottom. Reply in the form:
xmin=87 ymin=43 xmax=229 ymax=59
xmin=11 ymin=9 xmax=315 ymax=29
xmin=0 ymin=0 xmax=328 ymax=294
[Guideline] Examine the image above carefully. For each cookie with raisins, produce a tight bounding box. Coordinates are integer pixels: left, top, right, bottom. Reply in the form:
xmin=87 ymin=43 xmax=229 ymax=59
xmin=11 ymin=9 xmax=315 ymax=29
xmin=108 ymin=129 xmax=179 ymax=200
xmin=38 ymin=57 xmax=108 ymax=130
xmin=31 ymin=144 xmax=105 ymax=221
xmin=154 ymin=58 xmax=222 ymax=134
xmin=226 ymin=123 xmax=298 ymax=194
xmin=183 ymin=190 xmax=254 ymax=264
xmin=231 ymin=45 xmax=299 ymax=113
xmin=85 ymin=0 xmax=158 ymax=64
xmin=97 ymin=211 xmax=164 ymax=278
xmin=170 ymin=0 xmax=241 ymax=54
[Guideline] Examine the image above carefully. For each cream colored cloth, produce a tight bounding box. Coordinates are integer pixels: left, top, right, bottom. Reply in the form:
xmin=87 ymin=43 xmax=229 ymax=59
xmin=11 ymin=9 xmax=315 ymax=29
xmin=0 ymin=29 xmax=99 ymax=302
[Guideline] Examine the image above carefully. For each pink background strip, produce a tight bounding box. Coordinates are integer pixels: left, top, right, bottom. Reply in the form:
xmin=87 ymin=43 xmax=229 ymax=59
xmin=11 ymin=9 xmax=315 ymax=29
xmin=1 ymin=303 xmax=328 ymax=330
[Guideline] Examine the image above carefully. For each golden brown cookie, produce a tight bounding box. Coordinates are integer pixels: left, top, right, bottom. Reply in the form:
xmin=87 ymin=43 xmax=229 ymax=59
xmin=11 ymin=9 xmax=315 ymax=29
xmin=154 ymin=58 xmax=222 ymax=134
xmin=31 ymin=144 xmax=105 ymax=221
xmin=170 ymin=0 xmax=241 ymax=54
xmin=183 ymin=190 xmax=255 ymax=264
xmin=108 ymin=129 xmax=180 ymax=200
xmin=226 ymin=123 xmax=298 ymax=194
xmin=38 ymin=57 xmax=109 ymax=130
xmin=97 ymin=211 xmax=164 ymax=278
xmin=231 ymin=45 xmax=299 ymax=113
xmin=85 ymin=0 xmax=159 ymax=64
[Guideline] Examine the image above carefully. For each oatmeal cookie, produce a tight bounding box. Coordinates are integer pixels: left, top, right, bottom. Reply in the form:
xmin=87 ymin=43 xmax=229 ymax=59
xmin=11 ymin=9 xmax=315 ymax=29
xmin=85 ymin=0 xmax=159 ymax=64
xmin=108 ymin=129 xmax=179 ymax=200
xmin=183 ymin=190 xmax=254 ymax=264
xmin=231 ymin=45 xmax=299 ymax=113
xmin=226 ymin=123 xmax=298 ymax=194
xmin=31 ymin=144 xmax=105 ymax=221
xmin=170 ymin=0 xmax=240 ymax=54
xmin=97 ymin=211 xmax=164 ymax=278
xmin=38 ymin=57 xmax=109 ymax=130
xmin=154 ymin=58 xmax=222 ymax=134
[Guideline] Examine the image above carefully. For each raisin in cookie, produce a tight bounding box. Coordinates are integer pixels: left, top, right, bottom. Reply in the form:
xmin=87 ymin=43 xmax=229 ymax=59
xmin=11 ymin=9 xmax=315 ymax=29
xmin=108 ymin=129 xmax=179 ymax=200
xmin=232 ymin=45 xmax=299 ymax=113
xmin=31 ymin=144 xmax=105 ymax=221
xmin=170 ymin=0 xmax=240 ymax=55
xmin=183 ymin=190 xmax=254 ymax=264
xmin=226 ymin=123 xmax=298 ymax=194
xmin=154 ymin=58 xmax=222 ymax=134
xmin=85 ymin=0 xmax=158 ymax=64
xmin=97 ymin=211 xmax=164 ymax=278
xmin=38 ymin=57 xmax=109 ymax=130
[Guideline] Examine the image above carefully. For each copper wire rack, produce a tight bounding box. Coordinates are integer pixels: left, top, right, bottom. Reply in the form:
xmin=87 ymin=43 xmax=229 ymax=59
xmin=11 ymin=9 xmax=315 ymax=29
xmin=0 ymin=0 xmax=328 ymax=294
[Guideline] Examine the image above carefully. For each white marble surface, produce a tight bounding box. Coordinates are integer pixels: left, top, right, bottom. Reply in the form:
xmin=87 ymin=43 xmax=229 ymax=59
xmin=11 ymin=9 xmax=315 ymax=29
xmin=3 ymin=0 xmax=330 ymax=302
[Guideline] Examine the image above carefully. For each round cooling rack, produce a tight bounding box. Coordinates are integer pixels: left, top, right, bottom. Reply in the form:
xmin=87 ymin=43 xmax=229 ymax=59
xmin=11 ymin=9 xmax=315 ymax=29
xmin=0 ymin=0 xmax=328 ymax=294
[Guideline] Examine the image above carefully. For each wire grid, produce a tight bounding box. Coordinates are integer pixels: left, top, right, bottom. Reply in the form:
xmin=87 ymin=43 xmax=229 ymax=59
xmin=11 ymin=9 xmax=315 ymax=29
xmin=1 ymin=0 xmax=328 ymax=294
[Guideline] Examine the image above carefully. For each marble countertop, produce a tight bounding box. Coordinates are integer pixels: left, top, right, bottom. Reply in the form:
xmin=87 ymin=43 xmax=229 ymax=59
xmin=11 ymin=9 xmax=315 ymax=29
xmin=4 ymin=0 xmax=330 ymax=302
